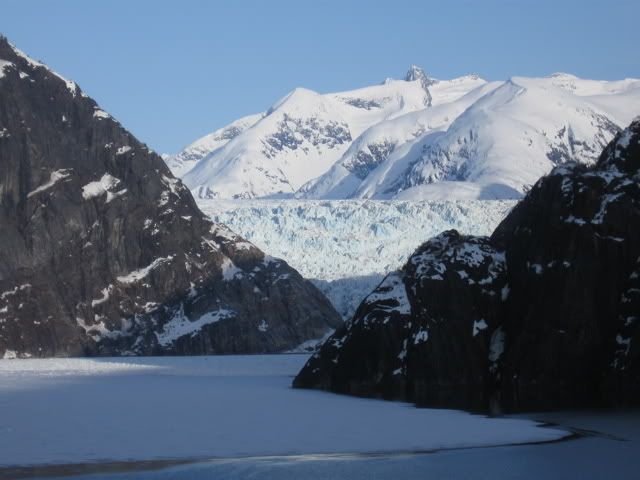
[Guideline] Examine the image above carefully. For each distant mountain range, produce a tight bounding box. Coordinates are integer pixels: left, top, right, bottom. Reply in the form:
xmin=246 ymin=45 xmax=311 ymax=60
xmin=167 ymin=67 xmax=640 ymax=201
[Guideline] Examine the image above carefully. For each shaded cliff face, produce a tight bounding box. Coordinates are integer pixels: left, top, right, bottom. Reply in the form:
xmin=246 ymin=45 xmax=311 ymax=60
xmin=0 ymin=37 xmax=340 ymax=358
xmin=294 ymin=118 xmax=640 ymax=412
xmin=293 ymin=232 xmax=506 ymax=410
xmin=491 ymin=118 xmax=640 ymax=410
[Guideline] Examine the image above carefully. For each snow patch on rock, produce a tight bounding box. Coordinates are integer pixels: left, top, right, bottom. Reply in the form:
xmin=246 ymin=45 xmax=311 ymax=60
xmin=82 ymin=174 xmax=122 ymax=201
xmin=117 ymin=256 xmax=175 ymax=284
xmin=473 ymin=319 xmax=488 ymax=336
xmin=27 ymin=169 xmax=73 ymax=198
xmin=156 ymin=305 xmax=235 ymax=347
xmin=363 ymin=272 xmax=411 ymax=315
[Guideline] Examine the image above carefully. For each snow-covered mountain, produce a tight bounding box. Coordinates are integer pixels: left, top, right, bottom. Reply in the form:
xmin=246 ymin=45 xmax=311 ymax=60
xmin=169 ymin=67 xmax=485 ymax=198
xmin=345 ymin=74 xmax=639 ymax=201
xmin=169 ymin=68 xmax=639 ymax=201
xmin=297 ymin=80 xmax=501 ymax=199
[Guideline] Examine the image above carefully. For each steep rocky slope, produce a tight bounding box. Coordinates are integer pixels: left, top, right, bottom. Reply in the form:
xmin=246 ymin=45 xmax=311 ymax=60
xmin=0 ymin=37 xmax=340 ymax=358
xmin=294 ymin=119 xmax=640 ymax=412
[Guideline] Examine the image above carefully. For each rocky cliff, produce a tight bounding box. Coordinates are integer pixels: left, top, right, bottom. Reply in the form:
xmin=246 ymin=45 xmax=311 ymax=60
xmin=294 ymin=118 xmax=640 ymax=412
xmin=0 ymin=37 xmax=340 ymax=358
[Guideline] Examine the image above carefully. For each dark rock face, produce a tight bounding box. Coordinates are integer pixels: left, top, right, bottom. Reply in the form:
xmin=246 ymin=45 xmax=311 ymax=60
xmin=342 ymin=97 xmax=382 ymax=110
xmin=345 ymin=140 xmax=396 ymax=180
xmin=404 ymin=65 xmax=435 ymax=106
xmin=492 ymin=119 xmax=640 ymax=410
xmin=294 ymin=232 xmax=506 ymax=411
xmin=294 ymin=118 xmax=640 ymax=412
xmin=263 ymin=114 xmax=352 ymax=158
xmin=0 ymin=37 xmax=341 ymax=358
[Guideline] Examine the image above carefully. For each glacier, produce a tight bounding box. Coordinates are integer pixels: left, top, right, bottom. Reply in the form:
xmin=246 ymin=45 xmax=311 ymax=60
xmin=198 ymin=199 xmax=515 ymax=318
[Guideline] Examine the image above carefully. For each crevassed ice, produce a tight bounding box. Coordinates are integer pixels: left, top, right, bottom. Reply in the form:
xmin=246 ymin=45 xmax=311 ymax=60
xmin=199 ymin=199 xmax=514 ymax=319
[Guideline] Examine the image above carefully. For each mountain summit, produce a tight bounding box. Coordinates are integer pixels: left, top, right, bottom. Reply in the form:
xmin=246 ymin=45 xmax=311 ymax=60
xmin=404 ymin=65 xmax=435 ymax=105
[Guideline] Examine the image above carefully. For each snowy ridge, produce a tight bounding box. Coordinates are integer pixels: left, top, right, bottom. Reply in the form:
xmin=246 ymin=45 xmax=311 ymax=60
xmin=298 ymin=81 xmax=501 ymax=199
xmin=361 ymin=75 xmax=639 ymax=201
xmin=199 ymin=199 xmax=514 ymax=318
xmin=3 ymin=40 xmax=83 ymax=97
xmin=171 ymin=68 xmax=638 ymax=201
xmin=174 ymin=67 xmax=485 ymax=199
xmin=183 ymin=88 xmax=355 ymax=198
xmin=165 ymin=113 xmax=263 ymax=177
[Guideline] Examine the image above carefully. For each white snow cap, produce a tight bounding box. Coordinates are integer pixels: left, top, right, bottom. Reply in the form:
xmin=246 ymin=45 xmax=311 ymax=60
xmin=169 ymin=69 xmax=638 ymax=202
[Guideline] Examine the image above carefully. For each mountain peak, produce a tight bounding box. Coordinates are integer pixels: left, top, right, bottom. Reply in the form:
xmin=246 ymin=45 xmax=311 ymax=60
xmin=0 ymin=37 xmax=341 ymax=358
xmin=266 ymin=87 xmax=324 ymax=115
xmin=0 ymin=35 xmax=82 ymax=98
xmin=404 ymin=65 xmax=436 ymax=87
xmin=404 ymin=65 xmax=430 ymax=83
xmin=404 ymin=65 xmax=434 ymax=106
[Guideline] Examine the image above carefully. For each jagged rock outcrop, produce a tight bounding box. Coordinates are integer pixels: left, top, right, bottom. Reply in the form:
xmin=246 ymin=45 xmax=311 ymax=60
xmin=0 ymin=37 xmax=341 ymax=358
xmin=404 ymin=65 xmax=435 ymax=106
xmin=294 ymin=118 xmax=640 ymax=412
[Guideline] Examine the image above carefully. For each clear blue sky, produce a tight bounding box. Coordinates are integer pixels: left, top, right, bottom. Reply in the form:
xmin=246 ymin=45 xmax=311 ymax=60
xmin=2 ymin=0 xmax=639 ymax=153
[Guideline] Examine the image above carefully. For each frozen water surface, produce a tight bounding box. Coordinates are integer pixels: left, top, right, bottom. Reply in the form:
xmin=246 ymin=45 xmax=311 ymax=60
xmin=0 ymin=354 xmax=575 ymax=478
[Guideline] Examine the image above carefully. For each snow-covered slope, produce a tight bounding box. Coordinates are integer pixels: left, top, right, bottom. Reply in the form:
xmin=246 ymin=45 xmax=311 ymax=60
xmin=198 ymin=199 xmax=514 ymax=318
xmin=176 ymin=67 xmax=485 ymax=199
xmin=297 ymin=80 xmax=500 ymax=199
xmin=308 ymin=74 xmax=640 ymax=201
xmin=165 ymin=113 xmax=263 ymax=177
